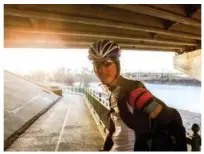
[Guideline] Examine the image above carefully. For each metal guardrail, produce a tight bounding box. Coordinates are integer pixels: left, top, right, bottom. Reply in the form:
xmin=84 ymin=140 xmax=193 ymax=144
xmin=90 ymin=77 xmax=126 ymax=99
xmin=65 ymin=86 xmax=84 ymax=94
xmin=84 ymin=87 xmax=110 ymax=129
xmin=65 ymin=86 xmax=110 ymax=129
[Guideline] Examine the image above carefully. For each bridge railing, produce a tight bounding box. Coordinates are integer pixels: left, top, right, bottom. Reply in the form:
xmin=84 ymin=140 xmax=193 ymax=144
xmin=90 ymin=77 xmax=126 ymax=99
xmin=65 ymin=86 xmax=110 ymax=130
xmin=65 ymin=86 xmax=84 ymax=94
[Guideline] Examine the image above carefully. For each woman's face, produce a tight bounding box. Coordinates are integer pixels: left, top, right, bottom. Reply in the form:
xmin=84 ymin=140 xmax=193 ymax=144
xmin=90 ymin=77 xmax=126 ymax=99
xmin=93 ymin=59 xmax=117 ymax=85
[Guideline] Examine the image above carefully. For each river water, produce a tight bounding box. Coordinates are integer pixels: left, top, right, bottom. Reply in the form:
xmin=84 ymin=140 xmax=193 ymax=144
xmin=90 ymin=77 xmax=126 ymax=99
xmin=145 ymin=83 xmax=201 ymax=113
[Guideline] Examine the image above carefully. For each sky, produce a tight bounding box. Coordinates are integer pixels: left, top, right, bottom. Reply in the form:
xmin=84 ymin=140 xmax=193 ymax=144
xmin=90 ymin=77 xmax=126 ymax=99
xmin=4 ymin=48 xmax=179 ymax=75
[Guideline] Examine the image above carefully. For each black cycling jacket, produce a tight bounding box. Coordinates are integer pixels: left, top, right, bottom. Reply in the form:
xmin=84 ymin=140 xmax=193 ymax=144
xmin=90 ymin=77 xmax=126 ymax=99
xmin=102 ymin=76 xmax=187 ymax=151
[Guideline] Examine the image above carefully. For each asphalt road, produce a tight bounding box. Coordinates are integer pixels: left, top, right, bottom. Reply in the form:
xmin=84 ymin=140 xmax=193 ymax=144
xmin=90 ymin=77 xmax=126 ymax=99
xmin=6 ymin=93 xmax=103 ymax=151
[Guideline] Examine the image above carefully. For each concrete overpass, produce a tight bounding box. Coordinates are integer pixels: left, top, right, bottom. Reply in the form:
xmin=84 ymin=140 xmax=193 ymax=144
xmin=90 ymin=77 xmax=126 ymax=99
xmin=4 ymin=4 xmax=201 ymax=51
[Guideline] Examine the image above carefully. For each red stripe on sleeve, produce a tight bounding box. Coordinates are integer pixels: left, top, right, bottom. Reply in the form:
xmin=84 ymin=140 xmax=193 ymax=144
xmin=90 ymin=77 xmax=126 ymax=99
xmin=129 ymin=88 xmax=147 ymax=108
xmin=136 ymin=92 xmax=153 ymax=109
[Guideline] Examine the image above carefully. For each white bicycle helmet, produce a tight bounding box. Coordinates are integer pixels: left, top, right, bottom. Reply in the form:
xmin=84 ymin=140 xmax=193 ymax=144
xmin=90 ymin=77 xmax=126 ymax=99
xmin=88 ymin=39 xmax=121 ymax=61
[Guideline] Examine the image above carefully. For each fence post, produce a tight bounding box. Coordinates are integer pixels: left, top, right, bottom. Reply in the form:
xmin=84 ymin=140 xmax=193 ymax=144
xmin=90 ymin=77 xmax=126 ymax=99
xmin=99 ymin=93 xmax=101 ymax=102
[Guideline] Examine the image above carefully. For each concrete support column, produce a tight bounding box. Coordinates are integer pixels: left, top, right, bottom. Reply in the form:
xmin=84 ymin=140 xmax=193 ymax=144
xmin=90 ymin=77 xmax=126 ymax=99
xmin=173 ymin=49 xmax=201 ymax=81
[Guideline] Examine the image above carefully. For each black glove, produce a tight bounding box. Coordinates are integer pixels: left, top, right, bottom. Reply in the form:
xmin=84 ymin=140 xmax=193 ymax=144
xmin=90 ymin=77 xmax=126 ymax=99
xmin=99 ymin=148 xmax=104 ymax=151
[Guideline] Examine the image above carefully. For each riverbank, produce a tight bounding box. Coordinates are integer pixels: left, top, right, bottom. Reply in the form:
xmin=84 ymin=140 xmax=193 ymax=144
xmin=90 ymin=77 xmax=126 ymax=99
xmin=143 ymin=80 xmax=201 ymax=86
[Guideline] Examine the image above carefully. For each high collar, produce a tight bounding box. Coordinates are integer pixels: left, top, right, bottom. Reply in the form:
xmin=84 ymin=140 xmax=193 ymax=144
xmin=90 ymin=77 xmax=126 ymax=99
xmin=107 ymin=75 xmax=125 ymax=92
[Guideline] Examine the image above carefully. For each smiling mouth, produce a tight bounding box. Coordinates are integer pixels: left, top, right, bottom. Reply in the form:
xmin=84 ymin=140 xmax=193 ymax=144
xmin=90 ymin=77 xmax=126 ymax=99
xmin=100 ymin=74 xmax=110 ymax=78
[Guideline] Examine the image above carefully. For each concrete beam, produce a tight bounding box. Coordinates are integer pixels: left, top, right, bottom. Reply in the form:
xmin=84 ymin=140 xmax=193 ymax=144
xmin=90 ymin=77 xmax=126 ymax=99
xmin=4 ymin=8 xmax=201 ymax=40
xmin=184 ymin=5 xmax=201 ymax=18
xmin=4 ymin=43 xmax=178 ymax=52
xmin=4 ymin=41 xmax=177 ymax=52
xmin=173 ymin=49 xmax=201 ymax=81
xmin=4 ymin=39 xmax=184 ymax=51
xmin=106 ymin=4 xmax=201 ymax=27
xmin=5 ymin=28 xmax=198 ymax=46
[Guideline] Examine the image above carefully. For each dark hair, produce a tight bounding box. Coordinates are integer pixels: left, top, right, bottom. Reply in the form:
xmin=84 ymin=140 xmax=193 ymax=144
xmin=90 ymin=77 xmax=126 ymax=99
xmin=192 ymin=123 xmax=200 ymax=133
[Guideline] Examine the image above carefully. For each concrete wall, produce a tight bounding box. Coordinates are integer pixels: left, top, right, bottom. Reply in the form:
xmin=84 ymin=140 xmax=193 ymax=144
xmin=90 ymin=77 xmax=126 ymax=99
xmin=4 ymin=71 xmax=62 ymax=148
xmin=174 ymin=49 xmax=201 ymax=81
